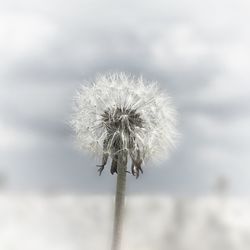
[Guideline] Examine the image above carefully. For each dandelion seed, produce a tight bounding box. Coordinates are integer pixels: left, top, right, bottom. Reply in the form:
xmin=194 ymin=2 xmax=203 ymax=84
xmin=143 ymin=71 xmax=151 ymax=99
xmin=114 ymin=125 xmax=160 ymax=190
xmin=71 ymin=73 xmax=178 ymax=178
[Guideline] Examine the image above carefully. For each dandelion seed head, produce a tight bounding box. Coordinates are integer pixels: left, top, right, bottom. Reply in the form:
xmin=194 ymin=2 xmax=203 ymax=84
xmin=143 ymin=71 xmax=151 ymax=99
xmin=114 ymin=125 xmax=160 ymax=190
xmin=71 ymin=73 xmax=178 ymax=165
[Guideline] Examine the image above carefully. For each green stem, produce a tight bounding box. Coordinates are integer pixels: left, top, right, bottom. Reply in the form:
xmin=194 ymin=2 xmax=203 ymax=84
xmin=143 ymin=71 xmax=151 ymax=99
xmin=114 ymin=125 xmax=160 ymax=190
xmin=111 ymin=152 xmax=128 ymax=250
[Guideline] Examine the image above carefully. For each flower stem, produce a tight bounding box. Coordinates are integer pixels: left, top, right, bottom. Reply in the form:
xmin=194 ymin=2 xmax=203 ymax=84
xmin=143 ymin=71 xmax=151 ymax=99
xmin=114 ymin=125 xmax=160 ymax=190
xmin=111 ymin=152 xmax=128 ymax=250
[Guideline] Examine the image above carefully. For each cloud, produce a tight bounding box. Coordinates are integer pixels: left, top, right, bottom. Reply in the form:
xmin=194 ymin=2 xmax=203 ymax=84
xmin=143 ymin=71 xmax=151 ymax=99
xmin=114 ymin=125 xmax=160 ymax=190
xmin=0 ymin=0 xmax=250 ymax=193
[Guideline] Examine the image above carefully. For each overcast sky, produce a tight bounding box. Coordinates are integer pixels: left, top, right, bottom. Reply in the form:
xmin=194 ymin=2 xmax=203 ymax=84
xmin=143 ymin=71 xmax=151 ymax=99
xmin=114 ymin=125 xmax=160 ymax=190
xmin=1 ymin=0 xmax=250 ymax=194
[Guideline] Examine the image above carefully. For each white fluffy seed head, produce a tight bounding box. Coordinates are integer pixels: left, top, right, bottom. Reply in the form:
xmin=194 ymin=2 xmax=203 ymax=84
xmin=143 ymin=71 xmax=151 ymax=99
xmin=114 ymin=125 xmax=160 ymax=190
xmin=71 ymin=73 xmax=178 ymax=162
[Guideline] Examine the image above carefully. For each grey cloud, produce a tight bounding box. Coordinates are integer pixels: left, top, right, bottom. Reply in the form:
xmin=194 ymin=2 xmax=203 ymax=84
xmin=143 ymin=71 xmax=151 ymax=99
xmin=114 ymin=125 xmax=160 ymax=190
xmin=1 ymin=0 xmax=250 ymax=194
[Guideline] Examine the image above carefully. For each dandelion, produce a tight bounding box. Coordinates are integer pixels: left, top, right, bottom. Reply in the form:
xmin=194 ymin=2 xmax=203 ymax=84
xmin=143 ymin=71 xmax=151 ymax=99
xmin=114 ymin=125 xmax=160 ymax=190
xmin=71 ymin=73 xmax=178 ymax=250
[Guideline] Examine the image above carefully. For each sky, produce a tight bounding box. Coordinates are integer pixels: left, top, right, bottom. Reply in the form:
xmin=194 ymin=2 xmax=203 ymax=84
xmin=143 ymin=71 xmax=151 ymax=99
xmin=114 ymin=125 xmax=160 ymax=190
xmin=0 ymin=0 xmax=250 ymax=194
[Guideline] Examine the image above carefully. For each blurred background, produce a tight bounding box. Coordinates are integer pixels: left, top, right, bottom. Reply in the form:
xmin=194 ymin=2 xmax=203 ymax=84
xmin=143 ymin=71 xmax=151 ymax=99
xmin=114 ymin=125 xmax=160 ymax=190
xmin=1 ymin=0 xmax=250 ymax=249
